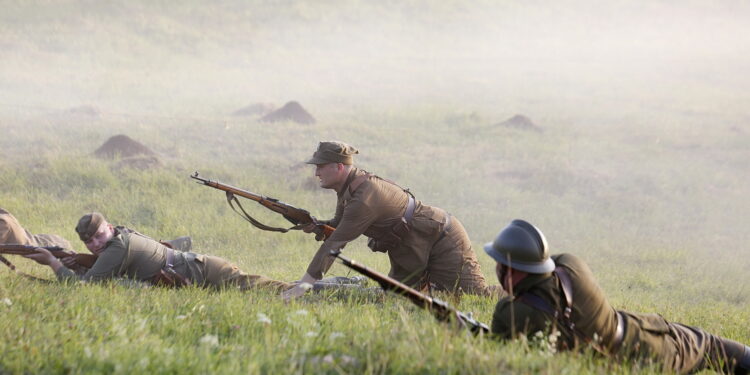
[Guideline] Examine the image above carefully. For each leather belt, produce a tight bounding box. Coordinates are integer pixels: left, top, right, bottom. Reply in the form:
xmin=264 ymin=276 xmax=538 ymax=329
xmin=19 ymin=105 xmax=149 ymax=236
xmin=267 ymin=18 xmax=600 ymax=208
xmin=165 ymin=247 xmax=175 ymax=269
xmin=611 ymin=311 xmax=626 ymax=353
xmin=404 ymin=196 xmax=415 ymax=223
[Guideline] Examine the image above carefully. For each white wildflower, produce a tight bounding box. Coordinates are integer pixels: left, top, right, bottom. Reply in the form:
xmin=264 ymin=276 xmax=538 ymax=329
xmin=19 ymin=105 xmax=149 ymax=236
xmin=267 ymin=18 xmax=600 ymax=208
xmin=176 ymin=315 xmax=187 ymax=320
xmin=299 ymin=282 xmax=313 ymax=291
xmin=306 ymin=331 xmax=318 ymax=337
xmin=84 ymin=346 xmax=92 ymax=358
xmin=295 ymin=309 xmax=308 ymax=315
xmin=322 ymin=354 xmax=335 ymax=364
xmin=199 ymin=334 xmax=219 ymax=347
xmin=2 ymin=298 xmax=11 ymax=306
xmin=257 ymin=313 xmax=272 ymax=325
xmin=329 ymin=332 xmax=344 ymax=340
xmin=340 ymin=355 xmax=357 ymax=365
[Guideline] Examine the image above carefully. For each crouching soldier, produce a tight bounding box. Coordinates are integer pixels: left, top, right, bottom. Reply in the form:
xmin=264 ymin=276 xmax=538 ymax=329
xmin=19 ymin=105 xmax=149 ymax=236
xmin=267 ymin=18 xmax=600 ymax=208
xmin=23 ymin=212 xmax=359 ymax=292
xmin=485 ymin=219 xmax=750 ymax=374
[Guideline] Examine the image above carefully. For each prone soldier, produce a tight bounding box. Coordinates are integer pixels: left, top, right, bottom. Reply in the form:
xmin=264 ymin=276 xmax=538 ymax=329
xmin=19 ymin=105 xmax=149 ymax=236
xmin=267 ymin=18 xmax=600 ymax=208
xmin=283 ymin=141 xmax=496 ymax=300
xmin=23 ymin=212 xmax=360 ymax=292
xmin=485 ymin=219 xmax=750 ymax=374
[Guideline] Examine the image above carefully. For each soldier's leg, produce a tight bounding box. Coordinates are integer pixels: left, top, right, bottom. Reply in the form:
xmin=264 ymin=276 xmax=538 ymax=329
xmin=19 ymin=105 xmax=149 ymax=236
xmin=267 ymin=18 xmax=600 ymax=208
xmin=0 ymin=209 xmax=73 ymax=249
xmin=669 ymin=322 xmax=750 ymax=374
xmin=426 ymin=216 xmax=492 ymax=295
xmin=200 ymin=255 xmax=293 ymax=293
xmin=0 ymin=209 xmax=35 ymax=245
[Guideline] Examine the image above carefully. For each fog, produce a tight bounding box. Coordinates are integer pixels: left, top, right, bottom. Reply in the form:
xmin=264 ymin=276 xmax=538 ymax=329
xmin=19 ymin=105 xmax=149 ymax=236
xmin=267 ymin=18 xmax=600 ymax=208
xmin=2 ymin=1 xmax=749 ymax=122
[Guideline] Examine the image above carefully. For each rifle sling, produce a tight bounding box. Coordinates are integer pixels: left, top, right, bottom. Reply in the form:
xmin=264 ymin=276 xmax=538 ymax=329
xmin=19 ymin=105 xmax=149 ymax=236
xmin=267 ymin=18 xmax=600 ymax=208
xmin=226 ymin=192 xmax=303 ymax=233
xmin=0 ymin=254 xmax=53 ymax=283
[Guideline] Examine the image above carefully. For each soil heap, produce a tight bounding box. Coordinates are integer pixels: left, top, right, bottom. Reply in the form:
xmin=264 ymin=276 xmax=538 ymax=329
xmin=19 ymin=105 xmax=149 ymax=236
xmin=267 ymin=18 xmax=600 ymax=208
xmin=260 ymin=101 xmax=316 ymax=124
xmin=495 ymin=114 xmax=542 ymax=132
xmin=94 ymin=134 xmax=156 ymax=159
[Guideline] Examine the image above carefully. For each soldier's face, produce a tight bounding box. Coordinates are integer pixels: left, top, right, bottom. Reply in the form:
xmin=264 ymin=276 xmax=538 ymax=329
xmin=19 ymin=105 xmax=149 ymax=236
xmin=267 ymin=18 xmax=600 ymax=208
xmin=496 ymin=263 xmax=510 ymax=292
xmin=84 ymin=223 xmax=114 ymax=254
xmin=315 ymin=163 xmax=345 ymax=189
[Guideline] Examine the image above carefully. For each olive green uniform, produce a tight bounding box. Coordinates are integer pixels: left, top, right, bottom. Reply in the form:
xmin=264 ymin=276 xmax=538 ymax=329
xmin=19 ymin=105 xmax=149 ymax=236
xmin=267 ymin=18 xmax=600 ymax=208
xmin=56 ymin=227 xmax=292 ymax=292
xmin=0 ymin=208 xmax=73 ymax=250
xmin=491 ymin=253 xmax=748 ymax=373
xmin=307 ymin=168 xmax=491 ymax=295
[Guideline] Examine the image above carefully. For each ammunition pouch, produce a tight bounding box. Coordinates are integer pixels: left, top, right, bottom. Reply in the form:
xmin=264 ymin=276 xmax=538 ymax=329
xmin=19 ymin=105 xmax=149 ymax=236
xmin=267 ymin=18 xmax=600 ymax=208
xmin=151 ymin=247 xmax=191 ymax=288
xmin=367 ymin=217 xmax=411 ymax=253
xmin=367 ymin=196 xmax=415 ymax=253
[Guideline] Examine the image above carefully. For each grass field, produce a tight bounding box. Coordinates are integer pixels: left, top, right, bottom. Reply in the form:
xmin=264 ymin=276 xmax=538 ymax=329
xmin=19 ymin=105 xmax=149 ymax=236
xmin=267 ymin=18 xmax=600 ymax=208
xmin=1 ymin=1 xmax=749 ymax=374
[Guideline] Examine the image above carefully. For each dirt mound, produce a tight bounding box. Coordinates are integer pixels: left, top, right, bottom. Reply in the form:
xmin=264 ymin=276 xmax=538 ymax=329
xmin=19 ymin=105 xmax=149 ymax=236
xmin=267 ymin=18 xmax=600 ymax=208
xmin=495 ymin=114 xmax=541 ymax=132
xmin=113 ymin=156 xmax=162 ymax=171
xmin=260 ymin=101 xmax=316 ymax=124
xmin=232 ymin=102 xmax=276 ymax=117
xmin=94 ymin=134 xmax=156 ymax=159
xmin=65 ymin=105 xmax=101 ymax=118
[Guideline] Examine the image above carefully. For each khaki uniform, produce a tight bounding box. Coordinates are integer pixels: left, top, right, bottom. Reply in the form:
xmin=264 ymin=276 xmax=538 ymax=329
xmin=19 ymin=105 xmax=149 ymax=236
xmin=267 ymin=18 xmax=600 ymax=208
xmin=491 ymin=253 xmax=748 ymax=373
xmin=307 ymin=168 xmax=491 ymax=295
xmin=56 ymin=227 xmax=292 ymax=292
xmin=0 ymin=208 xmax=73 ymax=250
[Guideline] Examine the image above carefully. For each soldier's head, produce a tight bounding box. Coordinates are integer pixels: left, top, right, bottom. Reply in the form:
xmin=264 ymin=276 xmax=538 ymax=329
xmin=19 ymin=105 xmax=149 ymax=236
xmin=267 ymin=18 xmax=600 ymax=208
xmin=76 ymin=212 xmax=115 ymax=254
xmin=306 ymin=141 xmax=358 ymax=191
xmin=484 ymin=219 xmax=554 ymax=293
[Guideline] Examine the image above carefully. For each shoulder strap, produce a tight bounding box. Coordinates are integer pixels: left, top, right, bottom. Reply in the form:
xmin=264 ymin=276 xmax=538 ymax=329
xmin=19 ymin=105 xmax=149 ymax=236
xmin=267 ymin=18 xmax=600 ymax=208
xmin=555 ymin=267 xmax=574 ymax=321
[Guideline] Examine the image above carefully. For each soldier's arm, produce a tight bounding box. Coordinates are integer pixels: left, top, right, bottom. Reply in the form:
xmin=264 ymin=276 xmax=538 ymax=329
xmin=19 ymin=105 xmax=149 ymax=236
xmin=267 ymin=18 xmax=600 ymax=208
xmin=318 ymin=200 xmax=345 ymax=228
xmin=55 ymin=242 xmax=127 ymax=282
xmin=491 ymin=299 xmax=551 ymax=341
xmin=305 ymin=199 xmax=380 ymax=279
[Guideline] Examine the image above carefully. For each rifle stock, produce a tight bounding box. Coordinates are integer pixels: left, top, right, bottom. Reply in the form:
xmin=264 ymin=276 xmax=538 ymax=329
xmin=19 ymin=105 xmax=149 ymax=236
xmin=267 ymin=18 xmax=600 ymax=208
xmin=191 ymin=171 xmax=334 ymax=240
xmin=0 ymin=245 xmax=98 ymax=268
xmin=330 ymin=249 xmax=489 ymax=335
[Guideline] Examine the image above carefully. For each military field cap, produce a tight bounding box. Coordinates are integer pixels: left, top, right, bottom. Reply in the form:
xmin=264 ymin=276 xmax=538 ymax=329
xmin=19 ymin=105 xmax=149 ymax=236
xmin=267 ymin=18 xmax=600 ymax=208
xmin=75 ymin=212 xmax=106 ymax=241
xmin=484 ymin=219 xmax=555 ymax=274
xmin=306 ymin=141 xmax=359 ymax=165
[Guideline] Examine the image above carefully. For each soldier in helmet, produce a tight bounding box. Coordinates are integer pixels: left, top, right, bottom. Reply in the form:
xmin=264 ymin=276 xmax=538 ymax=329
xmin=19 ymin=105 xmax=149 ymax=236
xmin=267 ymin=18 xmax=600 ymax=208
xmin=485 ymin=219 xmax=750 ymax=374
xmin=24 ymin=212 xmax=362 ymax=292
xmin=282 ymin=141 xmax=497 ymax=300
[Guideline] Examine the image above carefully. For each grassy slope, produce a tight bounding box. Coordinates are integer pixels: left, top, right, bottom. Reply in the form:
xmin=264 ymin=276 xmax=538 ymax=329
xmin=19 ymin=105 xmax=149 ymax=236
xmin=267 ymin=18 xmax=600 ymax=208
xmin=1 ymin=1 xmax=749 ymax=374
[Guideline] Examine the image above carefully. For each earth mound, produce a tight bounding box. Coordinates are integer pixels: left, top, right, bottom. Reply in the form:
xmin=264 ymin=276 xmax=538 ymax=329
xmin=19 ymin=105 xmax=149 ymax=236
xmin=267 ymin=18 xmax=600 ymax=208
xmin=94 ymin=134 xmax=156 ymax=159
xmin=260 ymin=101 xmax=316 ymax=124
xmin=232 ymin=103 xmax=276 ymax=117
xmin=495 ymin=114 xmax=541 ymax=132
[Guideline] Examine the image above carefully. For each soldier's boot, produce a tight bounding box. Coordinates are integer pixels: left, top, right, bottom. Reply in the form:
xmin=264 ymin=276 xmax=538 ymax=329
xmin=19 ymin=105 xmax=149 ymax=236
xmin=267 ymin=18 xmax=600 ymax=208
xmin=717 ymin=338 xmax=750 ymax=375
xmin=737 ymin=345 xmax=750 ymax=375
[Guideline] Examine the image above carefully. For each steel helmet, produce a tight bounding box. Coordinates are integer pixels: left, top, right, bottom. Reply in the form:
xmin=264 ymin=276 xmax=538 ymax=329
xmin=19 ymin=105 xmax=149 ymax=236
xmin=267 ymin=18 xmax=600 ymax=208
xmin=483 ymin=219 xmax=554 ymax=273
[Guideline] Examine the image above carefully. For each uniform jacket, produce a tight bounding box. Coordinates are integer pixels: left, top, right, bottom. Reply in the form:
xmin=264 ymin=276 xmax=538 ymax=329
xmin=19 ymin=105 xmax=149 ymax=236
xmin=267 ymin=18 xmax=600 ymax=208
xmin=306 ymin=168 xmax=450 ymax=281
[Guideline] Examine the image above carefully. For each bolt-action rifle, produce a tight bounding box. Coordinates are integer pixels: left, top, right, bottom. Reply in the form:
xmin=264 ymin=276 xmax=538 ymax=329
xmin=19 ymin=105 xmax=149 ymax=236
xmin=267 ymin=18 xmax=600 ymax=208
xmin=191 ymin=172 xmax=335 ymax=241
xmin=330 ymin=249 xmax=489 ymax=335
xmin=0 ymin=244 xmax=98 ymax=269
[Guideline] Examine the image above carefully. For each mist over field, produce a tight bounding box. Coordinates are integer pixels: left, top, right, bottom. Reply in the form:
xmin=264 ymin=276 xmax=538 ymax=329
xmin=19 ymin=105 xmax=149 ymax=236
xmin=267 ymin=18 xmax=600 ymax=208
xmin=0 ymin=1 xmax=749 ymax=373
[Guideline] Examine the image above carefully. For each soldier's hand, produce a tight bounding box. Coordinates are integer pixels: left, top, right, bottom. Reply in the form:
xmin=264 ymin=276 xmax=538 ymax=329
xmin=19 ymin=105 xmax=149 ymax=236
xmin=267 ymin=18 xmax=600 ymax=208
xmin=22 ymin=248 xmax=56 ymax=265
xmin=301 ymin=223 xmax=317 ymax=233
xmin=282 ymin=283 xmax=311 ymax=302
xmin=61 ymin=256 xmax=83 ymax=271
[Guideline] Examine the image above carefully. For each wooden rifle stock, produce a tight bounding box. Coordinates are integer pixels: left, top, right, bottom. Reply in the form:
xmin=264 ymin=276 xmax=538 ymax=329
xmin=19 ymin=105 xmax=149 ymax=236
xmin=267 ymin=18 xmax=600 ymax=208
xmin=191 ymin=171 xmax=334 ymax=240
xmin=0 ymin=245 xmax=98 ymax=268
xmin=330 ymin=249 xmax=489 ymax=335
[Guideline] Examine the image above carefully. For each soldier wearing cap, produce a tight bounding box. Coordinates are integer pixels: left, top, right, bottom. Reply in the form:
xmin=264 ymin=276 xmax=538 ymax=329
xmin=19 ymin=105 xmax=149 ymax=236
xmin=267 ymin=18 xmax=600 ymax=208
xmin=485 ymin=219 xmax=750 ymax=374
xmin=283 ymin=141 xmax=495 ymax=300
xmin=1 ymin=207 xmax=73 ymax=250
xmin=24 ymin=212 xmax=294 ymax=291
